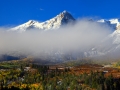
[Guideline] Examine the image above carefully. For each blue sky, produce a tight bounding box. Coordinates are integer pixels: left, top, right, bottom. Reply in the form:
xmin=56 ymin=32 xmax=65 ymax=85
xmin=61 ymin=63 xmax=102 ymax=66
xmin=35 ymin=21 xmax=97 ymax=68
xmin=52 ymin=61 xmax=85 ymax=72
xmin=0 ymin=0 xmax=120 ymax=26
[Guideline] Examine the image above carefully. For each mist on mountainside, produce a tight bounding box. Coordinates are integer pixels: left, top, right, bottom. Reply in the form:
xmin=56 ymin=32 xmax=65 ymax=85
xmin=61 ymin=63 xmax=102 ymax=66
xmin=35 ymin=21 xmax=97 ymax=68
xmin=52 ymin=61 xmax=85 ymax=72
xmin=0 ymin=19 xmax=112 ymax=61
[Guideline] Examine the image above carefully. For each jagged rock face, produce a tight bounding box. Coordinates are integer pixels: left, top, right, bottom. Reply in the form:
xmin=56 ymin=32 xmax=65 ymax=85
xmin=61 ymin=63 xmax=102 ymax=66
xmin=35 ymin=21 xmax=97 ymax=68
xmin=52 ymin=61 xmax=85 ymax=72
xmin=10 ymin=10 xmax=75 ymax=32
xmin=60 ymin=11 xmax=75 ymax=24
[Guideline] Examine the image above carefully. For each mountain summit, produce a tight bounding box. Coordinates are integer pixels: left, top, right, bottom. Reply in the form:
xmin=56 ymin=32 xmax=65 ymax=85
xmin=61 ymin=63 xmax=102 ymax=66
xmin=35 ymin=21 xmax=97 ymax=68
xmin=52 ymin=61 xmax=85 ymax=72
xmin=10 ymin=10 xmax=75 ymax=32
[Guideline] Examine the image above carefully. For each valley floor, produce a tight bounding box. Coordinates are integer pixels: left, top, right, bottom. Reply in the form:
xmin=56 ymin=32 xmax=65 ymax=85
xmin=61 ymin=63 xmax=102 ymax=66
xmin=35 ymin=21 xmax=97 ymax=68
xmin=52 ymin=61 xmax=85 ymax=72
xmin=0 ymin=59 xmax=120 ymax=90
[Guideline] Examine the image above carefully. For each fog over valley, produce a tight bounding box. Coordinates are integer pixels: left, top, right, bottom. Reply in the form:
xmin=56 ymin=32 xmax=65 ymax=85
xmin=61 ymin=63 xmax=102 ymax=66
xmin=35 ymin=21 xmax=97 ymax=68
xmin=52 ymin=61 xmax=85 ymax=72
xmin=0 ymin=11 xmax=120 ymax=62
xmin=0 ymin=19 xmax=112 ymax=61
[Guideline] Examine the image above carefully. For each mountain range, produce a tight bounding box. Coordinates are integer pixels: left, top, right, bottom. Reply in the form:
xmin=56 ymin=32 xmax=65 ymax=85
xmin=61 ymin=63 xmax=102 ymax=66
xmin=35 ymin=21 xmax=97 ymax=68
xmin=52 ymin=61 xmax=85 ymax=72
xmin=10 ymin=11 xmax=120 ymax=32
xmin=6 ymin=10 xmax=120 ymax=60
xmin=10 ymin=10 xmax=75 ymax=32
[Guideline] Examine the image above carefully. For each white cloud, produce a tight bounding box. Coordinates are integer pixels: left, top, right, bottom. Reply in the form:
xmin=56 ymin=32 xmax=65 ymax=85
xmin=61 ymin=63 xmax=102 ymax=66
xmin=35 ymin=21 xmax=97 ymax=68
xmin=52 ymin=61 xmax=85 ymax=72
xmin=40 ymin=8 xmax=44 ymax=11
xmin=0 ymin=20 xmax=112 ymax=59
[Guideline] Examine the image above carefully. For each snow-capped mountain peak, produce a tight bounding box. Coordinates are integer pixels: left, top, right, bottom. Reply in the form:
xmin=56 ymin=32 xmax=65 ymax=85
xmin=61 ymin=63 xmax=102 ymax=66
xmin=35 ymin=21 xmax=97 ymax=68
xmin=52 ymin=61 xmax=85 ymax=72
xmin=57 ymin=10 xmax=75 ymax=23
xmin=97 ymin=18 xmax=120 ymax=30
xmin=10 ymin=10 xmax=75 ymax=32
xmin=109 ymin=18 xmax=120 ymax=24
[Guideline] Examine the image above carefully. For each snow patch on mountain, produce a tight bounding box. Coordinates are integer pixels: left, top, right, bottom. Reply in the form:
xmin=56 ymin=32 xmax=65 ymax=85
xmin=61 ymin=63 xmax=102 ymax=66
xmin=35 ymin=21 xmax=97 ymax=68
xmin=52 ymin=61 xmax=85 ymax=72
xmin=86 ymin=29 xmax=120 ymax=57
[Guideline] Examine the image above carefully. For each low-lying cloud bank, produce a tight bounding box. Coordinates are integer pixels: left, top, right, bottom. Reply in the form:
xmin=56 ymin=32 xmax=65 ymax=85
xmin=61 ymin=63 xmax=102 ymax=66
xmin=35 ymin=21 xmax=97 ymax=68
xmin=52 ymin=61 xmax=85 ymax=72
xmin=0 ymin=20 xmax=112 ymax=59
